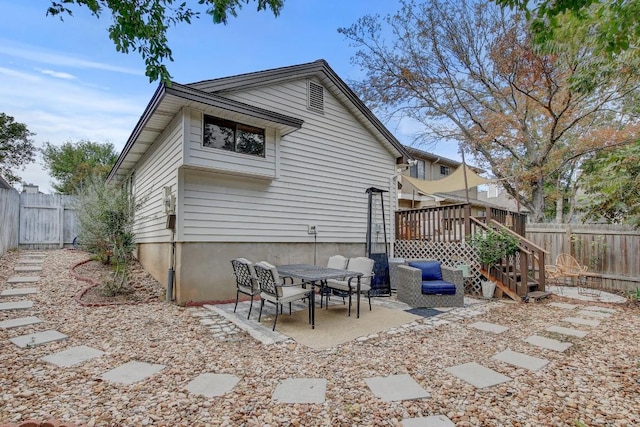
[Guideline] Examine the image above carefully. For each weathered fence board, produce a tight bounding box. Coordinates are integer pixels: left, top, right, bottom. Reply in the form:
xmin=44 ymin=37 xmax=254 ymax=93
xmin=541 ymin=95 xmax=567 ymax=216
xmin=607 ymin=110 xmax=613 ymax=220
xmin=0 ymin=188 xmax=20 ymax=255
xmin=19 ymin=193 xmax=78 ymax=249
xmin=527 ymin=223 xmax=640 ymax=292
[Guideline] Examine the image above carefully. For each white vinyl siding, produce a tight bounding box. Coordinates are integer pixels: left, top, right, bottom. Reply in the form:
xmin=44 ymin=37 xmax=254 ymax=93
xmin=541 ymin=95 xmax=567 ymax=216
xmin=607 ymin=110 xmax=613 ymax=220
xmin=132 ymin=110 xmax=184 ymax=243
xmin=185 ymin=109 xmax=277 ymax=179
xmin=181 ymin=79 xmax=396 ymax=243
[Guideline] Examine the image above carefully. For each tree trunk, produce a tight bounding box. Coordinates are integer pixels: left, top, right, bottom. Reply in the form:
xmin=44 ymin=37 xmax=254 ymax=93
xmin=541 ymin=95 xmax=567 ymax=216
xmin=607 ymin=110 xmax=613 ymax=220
xmin=555 ymin=197 xmax=564 ymax=223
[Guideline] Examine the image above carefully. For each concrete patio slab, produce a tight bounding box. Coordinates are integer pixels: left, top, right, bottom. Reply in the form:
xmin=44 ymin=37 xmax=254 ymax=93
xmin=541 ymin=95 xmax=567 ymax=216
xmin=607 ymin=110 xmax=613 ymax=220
xmin=272 ymin=378 xmax=327 ymax=404
xmin=14 ymin=266 xmax=43 ymax=272
xmin=40 ymin=345 xmax=105 ymax=367
xmin=184 ymin=373 xmax=240 ymax=398
xmin=1 ymin=287 xmax=38 ymax=297
xmin=469 ymin=321 xmax=508 ymax=334
xmin=492 ymin=349 xmax=549 ymax=372
xmin=581 ymin=306 xmax=617 ymax=314
xmin=525 ymin=335 xmax=572 ymax=352
xmin=402 ymin=415 xmax=456 ymax=427
xmin=7 ymin=276 xmax=40 ymax=284
xmin=562 ymin=317 xmax=600 ymax=327
xmin=101 ymin=361 xmax=166 ymax=385
xmin=10 ymin=330 xmax=68 ymax=348
xmin=548 ymin=302 xmax=578 ymax=310
xmin=546 ymin=325 xmax=588 ymax=338
xmin=445 ymin=362 xmax=512 ymax=389
xmin=0 ymin=316 xmax=43 ymax=329
xmin=577 ymin=309 xmax=612 ymax=319
xmin=364 ymin=374 xmax=430 ymax=402
xmin=547 ymin=285 xmax=627 ymax=303
xmin=0 ymin=301 xmax=34 ymax=311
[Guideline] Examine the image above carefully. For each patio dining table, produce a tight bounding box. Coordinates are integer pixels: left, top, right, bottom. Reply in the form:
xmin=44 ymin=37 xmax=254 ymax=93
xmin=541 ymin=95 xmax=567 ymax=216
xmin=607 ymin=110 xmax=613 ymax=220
xmin=276 ymin=264 xmax=363 ymax=329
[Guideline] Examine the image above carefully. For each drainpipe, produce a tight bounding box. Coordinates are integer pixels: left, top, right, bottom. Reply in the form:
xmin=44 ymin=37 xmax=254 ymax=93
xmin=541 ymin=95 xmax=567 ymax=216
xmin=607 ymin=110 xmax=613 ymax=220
xmin=166 ymin=229 xmax=175 ymax=302
xmin=389 ymin=160 xmax=417 ymax=257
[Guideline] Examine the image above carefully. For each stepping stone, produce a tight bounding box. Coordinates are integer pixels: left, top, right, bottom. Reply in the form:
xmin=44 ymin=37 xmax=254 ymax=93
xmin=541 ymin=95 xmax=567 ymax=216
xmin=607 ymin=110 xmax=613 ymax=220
xmin=402 ymin=415 xmax=456 ymax=427
xmin=546 ymin=325 xmax=588 ymax=338
xmin=10 ymin=330 xmax=68 ymax=348
xmin=0 ymin=301 xmax=33 ymax=311
xmin=582 ymin=306 xmax=617 ymax=314
xmin=40 ymin=345 xmax=105 ymax=367
xmin=1 ymin=288 xmax=38 ymax=297
xmin=469 ymin=321 xmax=508 ymax=334
xmin=185 ymin=373 xmax=240 ymax=397
xmin=17 ymin=259 xmax=44 ymax=264
xmin=445 ymin=362 xmax=512 ymax=389
xmin=364 ymin=374 xmax=430 ymax=402
xmin=101 ymin=361 xmax=165 ymax=385
xmin=525 ymin=335 xmax=572 ymax=352
xmin=7 ymin=276 xmax=40 ymax=284
xmin=272 ymin=378 xmax=327 ymax=404
xmin=562 ymin=317 xmax=600 ymax=327
xmin=14 ymin=266 xmax=43 ymax=272
xmin=549 ymin=302 xmax=578 ymax=310
xmin=577 ymin=309 xmax=612 ymax=319
xmin=0 ymin=316 xmax=43 ymax=329
xmin=492 ymin=349 xmax=549 ymax=372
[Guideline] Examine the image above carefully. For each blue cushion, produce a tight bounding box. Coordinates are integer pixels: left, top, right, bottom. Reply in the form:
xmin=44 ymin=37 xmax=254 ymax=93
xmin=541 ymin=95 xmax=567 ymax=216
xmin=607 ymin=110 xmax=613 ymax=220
xmin=421 ymin=280 xmax=456 ymax=295
xmin=408 ymin=261 xmax=443 ymax=281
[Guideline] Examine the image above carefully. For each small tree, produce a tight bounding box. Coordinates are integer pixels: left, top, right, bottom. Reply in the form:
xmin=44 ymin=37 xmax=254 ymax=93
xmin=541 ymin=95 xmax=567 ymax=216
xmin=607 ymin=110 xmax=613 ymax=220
xmin=73 ymin=175 xmax=137 ymax=296
xmin=0 ymin=113 xmax=36 ymax=184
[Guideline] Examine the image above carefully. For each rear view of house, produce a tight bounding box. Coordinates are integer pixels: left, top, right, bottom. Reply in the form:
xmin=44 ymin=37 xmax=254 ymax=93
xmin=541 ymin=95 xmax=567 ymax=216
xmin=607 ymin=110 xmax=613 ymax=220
xmin=108 ymin=60 xmax=410 ymax=304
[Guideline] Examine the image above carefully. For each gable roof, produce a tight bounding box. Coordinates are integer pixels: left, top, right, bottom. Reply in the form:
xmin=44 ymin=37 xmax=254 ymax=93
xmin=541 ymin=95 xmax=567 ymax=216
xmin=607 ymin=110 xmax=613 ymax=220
xmin=108 ymin=59 xmax=411 ymax=183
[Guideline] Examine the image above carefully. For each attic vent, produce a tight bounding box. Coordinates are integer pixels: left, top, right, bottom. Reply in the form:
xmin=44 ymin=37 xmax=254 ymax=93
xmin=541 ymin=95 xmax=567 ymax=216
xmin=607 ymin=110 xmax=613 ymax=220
xmin=307 ymin=81 xmax=324 ymax=112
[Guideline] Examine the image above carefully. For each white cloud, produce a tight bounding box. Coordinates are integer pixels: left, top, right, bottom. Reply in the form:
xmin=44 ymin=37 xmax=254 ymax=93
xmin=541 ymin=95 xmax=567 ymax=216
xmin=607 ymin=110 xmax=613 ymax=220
xmin=38 ymin=68 xmax=76 ymax=80
xmin=0 ymin=39 xmax=142 ymax=76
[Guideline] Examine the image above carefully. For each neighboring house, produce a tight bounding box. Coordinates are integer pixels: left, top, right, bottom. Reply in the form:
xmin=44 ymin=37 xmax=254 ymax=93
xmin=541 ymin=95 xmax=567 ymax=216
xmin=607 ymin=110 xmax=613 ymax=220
xmin=398 ymin=146 xmax=492 ymax=217
xmin=108 ymin=60 xmax=411 ymax=304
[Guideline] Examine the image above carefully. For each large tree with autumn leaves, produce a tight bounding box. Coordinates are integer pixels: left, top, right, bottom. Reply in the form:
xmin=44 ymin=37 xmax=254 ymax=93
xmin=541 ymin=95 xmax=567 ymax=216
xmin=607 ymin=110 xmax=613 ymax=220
xmin=340 ymin=0 xmax=640 ymax=222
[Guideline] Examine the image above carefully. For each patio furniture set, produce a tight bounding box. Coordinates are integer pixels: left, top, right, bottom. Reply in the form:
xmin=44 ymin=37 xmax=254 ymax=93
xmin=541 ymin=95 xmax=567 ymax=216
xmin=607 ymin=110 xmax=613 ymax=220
xmin=545 ymin=253 xmax=601 ymax=296
xmin=231 ymin=256 xmax=466 ymax=332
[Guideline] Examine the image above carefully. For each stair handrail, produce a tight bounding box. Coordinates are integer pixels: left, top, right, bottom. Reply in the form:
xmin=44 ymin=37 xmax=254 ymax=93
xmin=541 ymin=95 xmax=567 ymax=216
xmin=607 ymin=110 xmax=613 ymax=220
xmin=487 ymin=219 xmax=548 ymax=254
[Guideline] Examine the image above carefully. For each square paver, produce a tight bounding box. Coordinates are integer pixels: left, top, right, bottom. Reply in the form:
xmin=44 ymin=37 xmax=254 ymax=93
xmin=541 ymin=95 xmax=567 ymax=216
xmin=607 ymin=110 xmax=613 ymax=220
xmin=492 ymin=349 xmax=549 ymax=372
xmin=14 ymin=266 xmax=43 ymax=272
xmin=577 ymin=309 xmax=612 ymax=319
xmin=525 ymin=335 xmax=572 ymax=352
xmin=548 ymin=302 xmax=578 ymax=310
xmin=7 ymin=276 xmax=40 ymax=284
xmin=582 ymin=306 xmax=617 ymax=314
xmin=0 ymin=301 xmax=34 ymax=311
xmin=1 ymin=288 xmax=38 ymax=297
xmin=40 ymin=345 xmax=105 ymax=367
xmin=184 ymin=373 xmax=240 ymax=397
xmin=562 ymin=317 xmax=600 ymax=327
xmin=365 ymin=374 xmax=430 ymax=402
xmin=0 ymin=316 xmax=43 ymax=329
xmin=10 ymin=330 xmax=68 ymax=348
xmin=402 ymin=415 xmax=456 ymax=427
xmin=546 ymin=325 xmax=588 ymax=338
xmin=272 ymin=378 xmax=327 ymax=404
xmin=469 ymin=321 xmax=508 ymax=334
xmin=445 ymin=362 xmax=512 ymax=389
xmin=101 ymin=361 xmax=165 ymax=385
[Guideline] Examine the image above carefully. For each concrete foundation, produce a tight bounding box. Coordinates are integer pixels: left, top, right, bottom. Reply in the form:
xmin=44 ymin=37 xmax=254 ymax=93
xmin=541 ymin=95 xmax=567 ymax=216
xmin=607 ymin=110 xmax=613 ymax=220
xmin=137 ymin=241 xmax=366 ymax=305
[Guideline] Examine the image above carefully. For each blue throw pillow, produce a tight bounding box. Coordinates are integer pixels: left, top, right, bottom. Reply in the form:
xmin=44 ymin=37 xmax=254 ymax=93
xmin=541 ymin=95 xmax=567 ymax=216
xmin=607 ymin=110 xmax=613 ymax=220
xmin=408 ymin=261 xmax=443 ymax=281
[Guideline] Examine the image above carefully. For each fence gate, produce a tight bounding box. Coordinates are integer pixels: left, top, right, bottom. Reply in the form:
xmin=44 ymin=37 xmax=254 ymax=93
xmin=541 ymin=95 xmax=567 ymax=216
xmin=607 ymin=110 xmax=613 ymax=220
xmin=19 ymin=193 xmax=77 ymax=249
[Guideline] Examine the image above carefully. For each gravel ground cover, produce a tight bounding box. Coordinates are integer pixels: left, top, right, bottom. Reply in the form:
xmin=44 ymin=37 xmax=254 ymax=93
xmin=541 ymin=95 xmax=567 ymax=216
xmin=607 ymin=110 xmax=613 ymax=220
xmin=1 ymin=249 xmax=639 ymax=426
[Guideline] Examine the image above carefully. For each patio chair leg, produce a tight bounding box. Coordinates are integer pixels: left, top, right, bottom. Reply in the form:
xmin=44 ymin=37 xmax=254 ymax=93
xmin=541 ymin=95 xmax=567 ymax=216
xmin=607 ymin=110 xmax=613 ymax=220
xmin=368 ymin=294 xmax=372 ymax=311
xmin=233 ymin=290 xmax=240 ymax=313
xmin=247 ymin=297 xmax=254 ymax=319
xmin=347 ymin=293 xmax=352 ymax=316
xmin=273 ymin=306 xmax=279 ymax=331
xmin=258 ymin=299 xmax=264 ymax=322
xmin=289 ymin=302 xmax=292 ymax=315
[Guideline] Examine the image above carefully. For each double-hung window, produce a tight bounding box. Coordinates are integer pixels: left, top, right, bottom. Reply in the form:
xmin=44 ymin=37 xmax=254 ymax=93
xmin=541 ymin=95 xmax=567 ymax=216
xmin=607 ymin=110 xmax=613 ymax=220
xmin=203 ymin=115 xmax=265 ymax=157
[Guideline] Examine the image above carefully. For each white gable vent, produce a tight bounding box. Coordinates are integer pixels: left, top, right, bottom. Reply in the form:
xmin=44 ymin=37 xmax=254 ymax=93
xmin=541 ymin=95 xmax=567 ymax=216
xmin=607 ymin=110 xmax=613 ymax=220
xmin=307 ymin=81 xmax=324 ymax=113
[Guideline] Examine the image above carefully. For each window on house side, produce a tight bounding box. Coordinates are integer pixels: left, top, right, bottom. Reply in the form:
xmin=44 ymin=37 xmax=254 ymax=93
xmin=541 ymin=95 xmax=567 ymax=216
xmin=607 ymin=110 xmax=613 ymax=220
xmin=440 ymin=165 xmax=450 ymax=176
xmin=203 ymin=115 xmax=265 ymax=157
xmin=410 ymin=159 xmax=425 ymax=180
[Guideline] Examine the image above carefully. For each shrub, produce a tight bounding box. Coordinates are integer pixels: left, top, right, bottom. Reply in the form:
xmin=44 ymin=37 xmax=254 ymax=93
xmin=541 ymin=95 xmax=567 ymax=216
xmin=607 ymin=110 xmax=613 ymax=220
xmin=470 ymin=227 xmax=520 ymax=265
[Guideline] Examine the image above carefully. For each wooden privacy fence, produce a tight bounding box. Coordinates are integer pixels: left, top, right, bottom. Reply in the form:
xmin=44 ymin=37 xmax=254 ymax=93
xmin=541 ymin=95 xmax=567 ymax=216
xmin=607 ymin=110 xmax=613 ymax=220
xmin=0 ymin=188 xmax=20 ymax=255
xmin=527 ymin=223 xmax=640 ymax=292
xmin=18 ymin=193 xmax=78 ymax=249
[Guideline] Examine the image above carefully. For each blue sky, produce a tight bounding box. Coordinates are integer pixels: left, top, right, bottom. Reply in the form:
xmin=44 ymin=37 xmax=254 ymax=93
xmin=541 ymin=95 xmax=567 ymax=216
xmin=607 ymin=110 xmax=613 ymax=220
xmin=0 ymin=0 xmax=460 ymax=193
